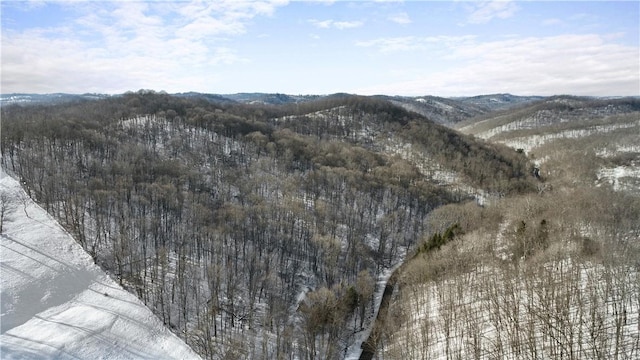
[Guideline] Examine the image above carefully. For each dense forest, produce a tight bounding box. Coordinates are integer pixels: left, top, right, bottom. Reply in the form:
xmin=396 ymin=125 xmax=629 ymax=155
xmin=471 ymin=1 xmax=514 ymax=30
xmin=1 ymin=91 xmax=537 ymax=358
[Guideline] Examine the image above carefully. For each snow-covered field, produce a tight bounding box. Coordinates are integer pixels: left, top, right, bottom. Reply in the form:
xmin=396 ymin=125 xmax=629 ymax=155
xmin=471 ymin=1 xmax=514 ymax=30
xmin=0 ymin=168 xmax=201 ymax=359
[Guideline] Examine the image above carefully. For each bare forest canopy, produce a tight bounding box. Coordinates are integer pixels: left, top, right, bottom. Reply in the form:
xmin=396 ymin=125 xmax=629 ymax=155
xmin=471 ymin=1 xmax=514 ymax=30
xmin=384 ymin=95 xmax=640 ymax=359
xmin=1 ymin=91 xmax=538 ymax=358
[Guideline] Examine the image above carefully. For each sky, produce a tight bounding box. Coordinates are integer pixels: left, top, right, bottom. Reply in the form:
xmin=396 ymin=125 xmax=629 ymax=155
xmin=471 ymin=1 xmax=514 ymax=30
xmin=1 ymin=0 xmax=638 ymax=97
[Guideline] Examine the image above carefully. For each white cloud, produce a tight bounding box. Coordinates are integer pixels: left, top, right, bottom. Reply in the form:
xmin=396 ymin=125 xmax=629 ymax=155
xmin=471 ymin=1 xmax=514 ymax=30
xmin=2 ymin=31 xmax=144 ymax=93
xmin=467 ymin=0 xmax=518 ymax=24
xmin=1 ymin=0 xmax=289 ymax=93
xmin=209 ymin=47 xmax=248 ymax=66
xmin=174 ymin=0 xmax=287 ymax=39
xmin=354 ymin=34 xmax=639 ymax=96
xmin=3 ymin=1 xmax=636 ymax=97
xmin=308 ymin=19 xmax=363 ymax=29
xmin=309 ymin=19 xmax=333 ymax=29
xmin=357 ymin=36 xmax=421 ymax=52
xmin=309 ymin=0 xmax=336 ymax=5
xmin=389 ymin=12 xmax=411 ymax=25
xmin=334 ymin=20 xmax=363 ymax=29
xmin=357 ymin=35 xmax=476 ymax=53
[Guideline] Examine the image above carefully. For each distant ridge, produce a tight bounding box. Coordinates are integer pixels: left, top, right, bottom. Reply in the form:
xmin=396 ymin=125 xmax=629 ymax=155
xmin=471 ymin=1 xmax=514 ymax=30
xmin=1 ymin=91 xmax=543 ymax=108
xmin=0 ymin=93 xmax=112 ymax=105
xmin=452 ymin=93 xmax=545 ymax=110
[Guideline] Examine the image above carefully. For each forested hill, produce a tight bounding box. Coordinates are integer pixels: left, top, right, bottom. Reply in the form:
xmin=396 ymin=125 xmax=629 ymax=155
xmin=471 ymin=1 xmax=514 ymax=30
xmin=457 ymin=95 xmax=640 ymax=140
xmin=1 ymin=91 xmax=536 ymax=359
xmin=382 ymin=95 xmax=640 ymax=359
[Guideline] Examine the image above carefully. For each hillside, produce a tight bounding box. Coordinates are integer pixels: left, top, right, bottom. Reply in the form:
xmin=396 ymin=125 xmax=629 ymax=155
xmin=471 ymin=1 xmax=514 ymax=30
xmin=388 ymin=94 xmax=543 ymax=127
xmin=0 ymin=91 xmax=535 ymax=359
xmin=3 ymin=92 xmax=637 ymax=359
xmin=380 ymin=96 xmax=640 ymax=359
xmin=0 ymin=167 xmax=201 ymax=359
xmin=454 ymin=93 xmax=545 ymax=111
xmin=387 ymin=95 xmax=489 ymax=126
xmin=457 ymin=96 xmax=639 ymax=144
xmin=457 ymin=96 xmax=640 ymax=193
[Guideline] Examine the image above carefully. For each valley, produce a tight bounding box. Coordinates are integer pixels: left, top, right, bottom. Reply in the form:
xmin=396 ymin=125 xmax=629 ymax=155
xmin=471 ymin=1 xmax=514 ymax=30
xmin=1 ymin=92 xmax=638 ymax=359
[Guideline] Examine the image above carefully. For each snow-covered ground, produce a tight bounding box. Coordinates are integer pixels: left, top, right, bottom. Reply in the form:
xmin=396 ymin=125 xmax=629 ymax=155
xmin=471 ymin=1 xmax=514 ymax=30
xmin=385 ymin=259 xmax=640 ymax=359
xmin=343 ymin=264 xmax=400 ymax=360
xmin=0 ymin=168 xmax=201 ymax=359
xmin=498 ymin=120 xmax=639 ymax=154
xmin=381 ymin=139 xmax=489 ymax=205
xmin=597 ymin=165 xmax=640 ymax=192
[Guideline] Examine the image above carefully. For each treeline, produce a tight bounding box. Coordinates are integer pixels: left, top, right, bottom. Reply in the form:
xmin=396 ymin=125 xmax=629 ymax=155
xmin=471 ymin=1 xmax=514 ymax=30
xmin=1 ymin=92 xmax=535 ymax=359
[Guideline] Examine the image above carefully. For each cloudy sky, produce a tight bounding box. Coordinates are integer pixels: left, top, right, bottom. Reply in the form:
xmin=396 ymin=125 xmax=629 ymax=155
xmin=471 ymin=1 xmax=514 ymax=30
xmin=1 ymin=0 xmax=638 ymax=96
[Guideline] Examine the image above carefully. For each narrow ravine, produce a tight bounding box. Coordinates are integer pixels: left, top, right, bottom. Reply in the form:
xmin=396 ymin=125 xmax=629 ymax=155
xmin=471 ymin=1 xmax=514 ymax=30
xmin=358 ymin=270 xmax=399 ymax=360
xmin=356 ymin=225 xmax=460 ymax=359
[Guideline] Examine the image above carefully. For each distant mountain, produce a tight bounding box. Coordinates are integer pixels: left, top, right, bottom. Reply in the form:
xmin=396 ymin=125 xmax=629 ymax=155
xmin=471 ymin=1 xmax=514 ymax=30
xmin=373 ymin=94 xmax=546 ymax=126
xmin=0 ymin=93 xmax=112 ymax=105
xmin=173 ymin=91 xmax=238 ymax=104
xmin=386 ymin=95 xmax=491 ymax=126
xmin=0 ymin=92 xmax=324 ymax=106
xmin=453 ymin=93 xmax=545 ymax=110
xmin=221 ymin=92 xmax=322 ymax=104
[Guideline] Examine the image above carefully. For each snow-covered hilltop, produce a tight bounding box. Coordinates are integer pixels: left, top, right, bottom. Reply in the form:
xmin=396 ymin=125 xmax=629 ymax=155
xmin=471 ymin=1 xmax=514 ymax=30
xmin=0 ymin=168 xmax=201 ymax=359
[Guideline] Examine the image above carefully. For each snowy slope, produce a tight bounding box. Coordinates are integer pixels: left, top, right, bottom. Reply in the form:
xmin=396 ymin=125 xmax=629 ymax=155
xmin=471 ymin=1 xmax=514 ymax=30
xmin=384 ymin=262 xmax=640 ymax=359
xmin=0 ymin=168 xmax=201 ymax=359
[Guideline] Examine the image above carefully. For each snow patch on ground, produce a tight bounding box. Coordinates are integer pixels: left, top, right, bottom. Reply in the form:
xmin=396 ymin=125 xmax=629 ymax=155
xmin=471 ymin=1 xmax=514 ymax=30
xmin=381 ymin=138 xmax=489 ymax=205
xmin=0 ymin=168 xmax=201 ymax=359
xmin=596 ymin=145 xmax=640 ymax=158
xmin=501 ymin=121 xmax=639 ymax=154
xmin=482 ymin=121 xmax=639 ymax=154
xmin=597 ymin=165 xmax=640 ymax=192
xmin=343 ymin=264 xmax=400 ymax=360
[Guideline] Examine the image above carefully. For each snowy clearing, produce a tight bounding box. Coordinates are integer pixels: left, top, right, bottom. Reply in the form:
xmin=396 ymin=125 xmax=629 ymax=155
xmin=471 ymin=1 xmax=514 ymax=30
xmin=0 ymin=168 xmax=201 ymax=359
